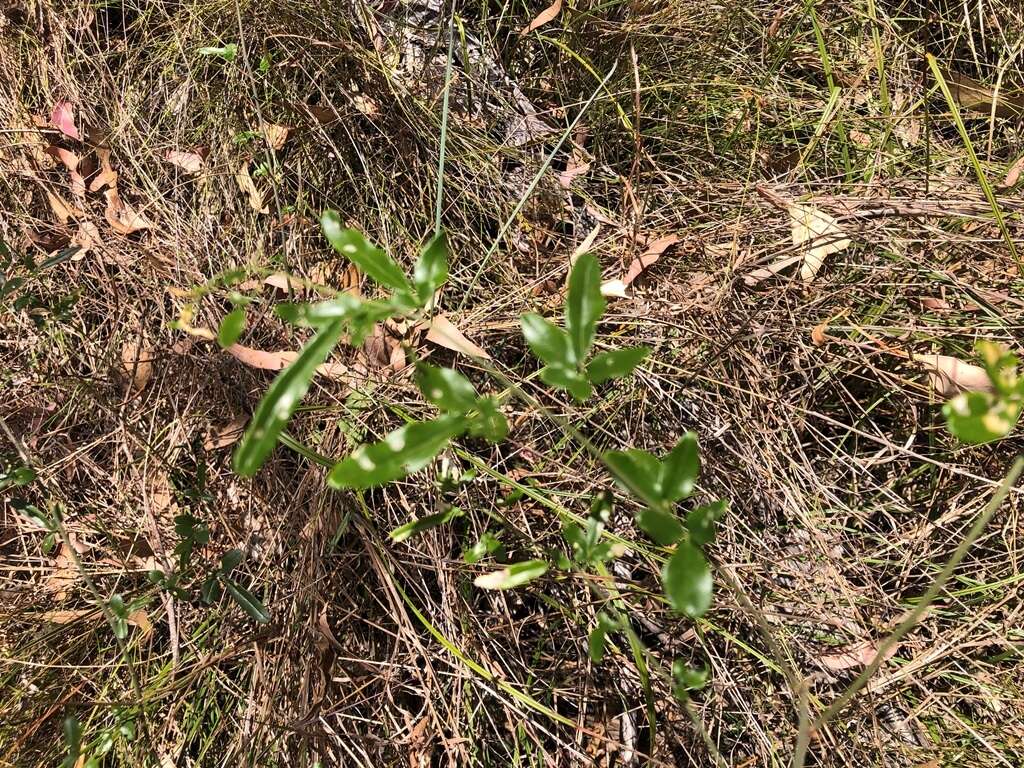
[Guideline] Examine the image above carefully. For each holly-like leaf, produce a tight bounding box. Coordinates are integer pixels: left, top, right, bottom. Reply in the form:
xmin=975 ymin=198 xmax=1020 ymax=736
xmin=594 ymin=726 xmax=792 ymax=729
xmin=328 ymin=415 xmax=466 ymax=489
xmin=413 ymin=230 xmax=449 ymax=305
xmin=389 ymin=507 xmax=463 ymax=543
xmin=587 ymin=346 xmax=650 ymax=384
xmin=636 ymin=506 xmax=685 ymax=546
xmin=521 ymin=313 xmax=573 ymax=368
xmin=662 ymin=541 xmax=712 ymax=617
xmin=566 ymin=252 xmax=605 ymax=363
xmin=660 ymin=432 xmax=699 ymax=502
xmin=320 ymin=212 xmax=412 ymax=295
xmin=416 ymin=364 xmax=478 ymax=413
xmin=234 ymin=319 xmax=346 ymax=476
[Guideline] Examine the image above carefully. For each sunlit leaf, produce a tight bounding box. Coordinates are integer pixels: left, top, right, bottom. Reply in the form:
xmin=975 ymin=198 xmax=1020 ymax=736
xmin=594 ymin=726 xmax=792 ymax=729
xmin=217 ymin=307 xmax=246 ymax=348
xmin=660 ymin=432 xmax=699 ymax=502
xmin=320 ymin=211 xmax=412 ymax=294
xmin=587 ymin=346 xmax=649 ymax=384
xmin=416 ymin=364 xmax=477 ymax=413
xmin=540 ymin=364 xmax=592 ymax=401
xmin=197 ymin=43 xmax=237 ymax=61
xmin=521 ymin=313 xmax=573 ymax=368
xmin=473 ymin=559 xmax=548 ymax=590
xmin=469 ymin=396 xmax=509 ymax=443
xmin=413 ymin=231 xmax=449 ymax=305
xmin=223 ymin=578 xmax=270 ymax=623
xmin=565 ymin=252 xmax=605 ymax=363
xmin=603 ymin=448 xmax=662 ymax=505
xmin=662 ymin=542 xmax=712 ymax=618
xmin=389 ymin=507 xmax=463 ymax=543
xmin=943 ymin=391 xmax=1021 ymax=444
xmin=636 ymin=506 xmax=685 ymax=546
xmin=233 ymin=319 xmax=345 ymax=476
xmin=686 ymin=499 xmax=727 ymax=547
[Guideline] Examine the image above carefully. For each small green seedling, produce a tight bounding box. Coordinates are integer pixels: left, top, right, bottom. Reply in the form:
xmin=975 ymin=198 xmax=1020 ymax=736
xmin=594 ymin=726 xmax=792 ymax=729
xmin=943 ymin=341 xmax=1023 ymax=444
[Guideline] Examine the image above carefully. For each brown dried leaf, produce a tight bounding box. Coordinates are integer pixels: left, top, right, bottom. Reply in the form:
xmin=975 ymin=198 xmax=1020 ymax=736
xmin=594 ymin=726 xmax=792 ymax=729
xmin=599 ymin=279 xmax=629 ymax=298
xmin=912 ymin=353 xmax=993 ymax=397
xmin=104 ymin=188 xmax=154 ymax=234
xmin=948 ymin=71 xmax=1024 ymax=118
xmin=127 ymin=609 xmax=153 ymax=637
xmin=423 ymin=314 xmax=491 ymax=359
xmin=204 ymin=416 xmax=249 ymax=451
xmin=39 ymin=608 xmax=98 ymax=623
xmin=121 ymin=336 xmax=154 ymax=393
xmin=1000 ymin=155 xmax=1024 ymax=189
xmin=147 ymin=471 xmax=177 ymax=516
xmin=742 ymin=254 xmax=802 ymax=286
xmin=44 ymin=146 xmax=86 ymax=197
xmin=262 ymin=123 xmax=290 ymax=151
xmin=235 ymin=164 xmax=269 ymax=214
xmin=920 ymin=297 xmax=951 ymax=311
xmin=226 ymin=343 xmax=349 ymax=380
xmin=818 ymin=639 xmax=898 ymax=672
xmin=610 ymin=234 xmax=679 ymax=291
xmin=45 ymin=539 xmax=80 ymax=602
xmin=165 ymin=150 xmax=205 ymax=174
xmin=520 ymin=0 xmax=562 ymax=35
xmin=263 ymin=272 xmax=304 ymax=293
xmin=46 ymin=190 xmax=85 ymax=223
xmin=810 ymin=321 xmax=828 ymax=346
xmin=50 ymin=101 xmax=80 ymax=141
xmin=789 ymin=203 xmax=850 ymax=281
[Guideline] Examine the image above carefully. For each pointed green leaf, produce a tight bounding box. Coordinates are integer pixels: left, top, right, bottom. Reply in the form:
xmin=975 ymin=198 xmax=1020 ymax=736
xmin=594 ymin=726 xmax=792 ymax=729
xmin=636 ymin=507 xmax=685 ymax=546
xmin=603 ymin=449 xmax=662 ymax=505
xmin=660 ymin=432 xmax=699 ymax=502
xmin=662 ymin=542 xmax=712 ymax=618
xmin=219 ymin=548 xmax=244 ymax=574
xmin=320 ymin=211 xmax=412 ymax=294
xmin=413 ymin=230 xmax=449 ymax=304
xmin=540 ymin=364 xmax=592 ymax=401
xmin=686 ymin=499 xmax=727 ymax=547
xmin=566 ymin=252 xmax=605 ymax=363
xmin=463 ymin=531 xmax=503 ymax=564
xmin=217 ymin=307 xmax=246 ymax=348
xmin=233 ymin=319 xmax=345 ymax=476
xmin=521 ymin=313 xmax=573 ymax=368
xmin=327 ymin=415 xmax=465 ymax=489
xmin=223 ymin=578 xmax=270 ymax=623
xmin=469 ymin=396 xmax=509 ymax=443
xmin=588 ymin=612 xmax=620 ymax=663
xmin=473 ymin=559 xmax=548 ymax=590
xmin=416 ymin=364 xmax=477 ymax=413
xmin=389 ymin=506 xmax=463 ymax=543
xmin=587 ymin=346 xmax=650 ymax=384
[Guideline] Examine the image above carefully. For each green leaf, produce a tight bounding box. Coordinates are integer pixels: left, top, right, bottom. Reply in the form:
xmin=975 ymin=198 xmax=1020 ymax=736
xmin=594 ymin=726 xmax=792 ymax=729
xmin=686 ymin=499 xmax=727 ymax=547
xmin=565 ymin=252 xmax=605 ymax=363
xmin=521 ymin=313 xmax=573 ymax=368
xmin=223 ymin=578 xmax=271 ymax=623
xmin=587 ymin=347 xmax=650 ymax=384
xmin=671 ymin=659 xmax=708 ymax=701
xmin=62 ymin=715 xmax=82 ymax=768
xmin=473 ymin=559 xmax=548 ymax=590
xmin=636 ymin=507 xmax=685 ymax=546
xmin=219 ymin=548 xmax=243 ymax=574
xmin=463 ymin=531 xmax=503 ymax=564
xmin=320 ymin=212 xmax=412 ymax=294
xmin=233 ymin=319 xmax=345 ymax=476
xmin=943 ymin=391 xmax=1022 ymax=444
xmin=540 ymin=364 xmax=592 ymax=401
xmin=327 ymin=415 xmax=465 ymax=489
xmin=413 ymin=230 xmax=449 ymax=304
xmin=389 ymin=506 xmax=463 ymax=543
xmin=660 ymin=432 xmax=699 ymax=502
xmin=603 ymin=449 xmax=662 ymax=505
xmin=200 ymin=574 xmax=221 ymax=603
xmin=197 ymin=43 xmax=237 ymax=61
xmin=217 ymin=307 xmax=246 ymax=348
xmin=417 ymin=364 xmax=477 ymax=413
xmin=469 ymin=396 xmax=509 ymax=443
xmin=588 ymin=612 xmax=620 ymax=663
xmin=661 ymin=542 xmax=712 ymax=618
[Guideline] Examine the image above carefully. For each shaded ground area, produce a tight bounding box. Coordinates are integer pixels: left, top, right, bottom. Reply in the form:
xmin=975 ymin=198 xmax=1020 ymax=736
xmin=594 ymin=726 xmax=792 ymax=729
xmin=2 ymin=0 xmax=1024 ymax=765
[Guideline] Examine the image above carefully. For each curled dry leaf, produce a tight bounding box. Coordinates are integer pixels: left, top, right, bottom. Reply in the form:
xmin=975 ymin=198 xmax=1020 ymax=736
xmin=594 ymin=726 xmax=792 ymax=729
xmin=127 ymin=609 xmax=154 ymax=637
xmin=50 ymin=101 xmax=80 ymax=140
xmin=520 ymin=0 xmax=562 ymax=36
xmin=226 ymin=343 xmax=349 ymax=380
xmin=165 ymin=150 xmax=205 ymax=174
xmin=600 ymin=279 xmax=629 ymax=298
xmin=235 ymin=164 xmax=269 ymax=214
xmin=44 ymin=146 xmax=86 ymax=197
xmin=104 ymin=188 xmax=154 ymax=235
xmin=912 ymin=353 xmax=993 ymax=397
xmin=423 ymin=314 xmax=491 ymax=359
xmin=263 ymin=272 xmax=304 ymax=293
xmin=46 ymin=535 xmax=85 ymax=602
xmin=263 ymin=123 xmax=291 ymax=151
xmin=601 ymin=234 xmax=679 ymax=296
xmin=948 ymin=71 xmax=1024 ymax=118
xmin=789 ymin=203 xmax=850 ymax=281
xmin=810 ymin=321 xmax=829 ymax=346
xmin=920 ymin=296 xmax=951 ymax=311
xmin=89 ymin=145 xmax=118 ymax=192
xmin=204 ymin=415 xmax=249 ymax=451
xmin=121 ymin=336 xmax=155 ymax=394
xmin=1000 ymin=155 xmax=1024 ymax=189
xmin=46 ymin=190 xmax=86 ymax=224
xmin=818 ymin=639 xmax=898 ymax=672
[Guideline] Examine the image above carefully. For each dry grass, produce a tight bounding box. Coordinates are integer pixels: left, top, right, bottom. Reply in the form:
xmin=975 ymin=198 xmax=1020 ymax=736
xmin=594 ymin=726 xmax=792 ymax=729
xmin=2 ymin=0 xmax=1024 ymax=765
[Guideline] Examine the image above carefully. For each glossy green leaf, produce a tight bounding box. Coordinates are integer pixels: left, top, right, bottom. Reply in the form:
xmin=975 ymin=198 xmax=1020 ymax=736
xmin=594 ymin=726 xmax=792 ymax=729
xmin=469 ymin=396 xmax=509 ymax=443
xmin=661 ymin=541 xmax=712 ymax=618
xmin=233 ymin=319 xmax=345 ymax=476
xmin=217 ymin=307 xmax=246 ymax=348
xmin=328 ymin=415 xmax=465 ymax=489
xmin=416 ymin=364 xmax=477 ymax=413
xmin=603 ymin=448 xmax=662 ymax=505
xmin=565 ymin=252 xmax=605 ymax=363
xmin=521 ymin=313 xmax=572 ymax=368
xmin=540 ymin=364 xmax=592 ymax=401
xmin=587 ymin=346 xmax=650 ymax=384
xmin=276 ymin=293 xmax=362 ymax=326
xmin=943 ymin=391 xmax=1021 ymax=444
xmin=389 ymin=506 xmax=463 ymax=543
xmin=660 ymin=432 xmax=699 ymax=502
xmin=413 ymin=230 xmax=449 ymax=304
xmin=686 ymin=499 xmax=727 ymax=547
xmin=473 ymin=559 xmax=548 ymax=590
xmin=320 ymin=211 xmax=412 ymax=294
xmin=636 ymin=506 xmax=685 ymax=546
xmin=588 ymin=612 xmax=620 ymax=663
xmin=219 ymin=548 xmax=243 ymax=574
xmin=223 ymin=578 xmax=271 ymax=623
xmin=197 ymin=43 xmax=237 ymax=61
